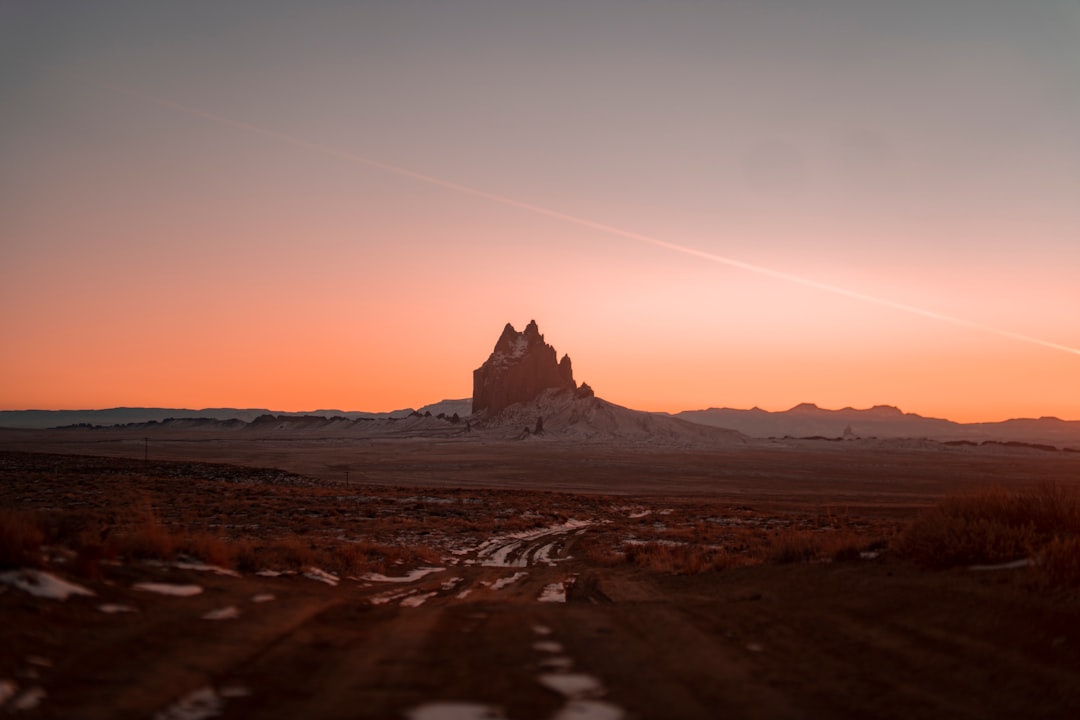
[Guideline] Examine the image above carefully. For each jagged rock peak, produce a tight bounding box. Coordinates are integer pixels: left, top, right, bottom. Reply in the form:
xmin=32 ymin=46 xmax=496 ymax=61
xmin=472 ymin=320 xmax=578 ymax=415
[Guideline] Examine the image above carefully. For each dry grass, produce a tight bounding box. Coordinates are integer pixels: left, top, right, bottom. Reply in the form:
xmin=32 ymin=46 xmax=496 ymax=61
xmin=110 ymin=501 xmax=175 ymax=560
xmin=581 ymin=542 xmax=624 ymax=567
xmin=898 ymin=484 xmax=1080 ymax=584
xmin=0 ymin=509 xmax=45 ymax=569
xmin=1 ymin=481 xmax=448 ymax=578
xmin=624 ymin=541 xmax=737 ymax=574
xmin=767 ymin=528 xmax=868 ymax=565
xmin=0 ymin=452 xmax=905 ymax=580
xmin=1038 ymin=535 xmax=1080 ymax=586
xmin=173 ymin=531 xmax=236 ymax=568
xmin=569 ymin=501 xmax=899 ymax=575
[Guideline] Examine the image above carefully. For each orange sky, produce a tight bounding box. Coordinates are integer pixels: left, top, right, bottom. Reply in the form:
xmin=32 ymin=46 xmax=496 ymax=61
xmin=2 ymin=1 xmax=1078 ymax=423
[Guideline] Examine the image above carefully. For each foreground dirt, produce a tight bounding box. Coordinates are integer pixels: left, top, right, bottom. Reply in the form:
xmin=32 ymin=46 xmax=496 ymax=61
xmin=2 ymin=448 xmax=1080 ymax=719
xmin=5 ymin=548 xmax=1079 ymax=719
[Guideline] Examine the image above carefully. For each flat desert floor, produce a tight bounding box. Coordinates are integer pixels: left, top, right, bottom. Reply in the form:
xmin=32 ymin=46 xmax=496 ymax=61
xmin=2 ymin=429 xmax=1080 ymax=719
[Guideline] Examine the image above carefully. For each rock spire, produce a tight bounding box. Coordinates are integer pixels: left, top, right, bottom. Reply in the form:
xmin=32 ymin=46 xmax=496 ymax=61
xmin=472 ymin=320 xmax=577 ymax=415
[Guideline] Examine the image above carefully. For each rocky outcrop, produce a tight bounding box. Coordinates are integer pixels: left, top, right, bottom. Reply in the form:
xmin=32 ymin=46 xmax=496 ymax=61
xmin=472 ymin=320 xmax=577 ymax=415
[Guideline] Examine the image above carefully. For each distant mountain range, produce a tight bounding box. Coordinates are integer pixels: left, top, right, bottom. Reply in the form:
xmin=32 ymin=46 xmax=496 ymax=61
xmin=0 ymin=406 xmax=413 ymax=429
xmin=671 ymin=403 xmax=1080 ymax=448
xmin=2 ymin=400 xmax=1077 ymax=448
xmin=3 ymin=318 xmax=1077 ymax=448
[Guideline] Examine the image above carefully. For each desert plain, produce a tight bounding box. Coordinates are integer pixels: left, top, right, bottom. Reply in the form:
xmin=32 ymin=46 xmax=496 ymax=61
xmin=2 ymin=424 xmax=1080 ymax=720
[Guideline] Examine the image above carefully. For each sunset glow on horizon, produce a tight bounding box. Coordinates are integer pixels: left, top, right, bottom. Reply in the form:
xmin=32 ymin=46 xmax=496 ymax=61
xmin=3 ymin=1 xmax=1078 ymax=423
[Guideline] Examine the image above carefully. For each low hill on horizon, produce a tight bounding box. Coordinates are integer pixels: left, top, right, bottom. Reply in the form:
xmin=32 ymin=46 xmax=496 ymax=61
xmin=673 ymin=403 xmax=1080 ymax=448
xmin=3 ymin=399 xmax=1077 ymax=448
xmin=0 ymin=406 xmax=418 ymax=429
xmin=476 ymin=388 xmax=746 ymax=447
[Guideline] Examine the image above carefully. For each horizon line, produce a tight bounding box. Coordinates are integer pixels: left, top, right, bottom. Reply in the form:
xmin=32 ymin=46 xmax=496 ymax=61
xmin=0 ymin=401 xmax=1074 ymax=425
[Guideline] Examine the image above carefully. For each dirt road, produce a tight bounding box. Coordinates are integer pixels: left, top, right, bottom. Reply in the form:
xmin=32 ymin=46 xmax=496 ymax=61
xmin=6 ymin=518 xmax=1079 ymax=719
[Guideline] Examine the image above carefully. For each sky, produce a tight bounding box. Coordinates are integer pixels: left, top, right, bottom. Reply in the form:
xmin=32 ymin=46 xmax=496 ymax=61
xmin=2 ymin=0 xmax=1078 ymax=422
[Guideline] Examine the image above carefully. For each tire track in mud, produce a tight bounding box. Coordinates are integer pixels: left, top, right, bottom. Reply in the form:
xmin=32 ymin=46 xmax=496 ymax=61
xmin=54 ymin=585 xmax=345 ymax=720
xmin=356 ymin=520 xmax=590 ymax=610
xmin=107 ymin=516 xmax=698 ymax=720
xmin=137 ymin=521 xmax=599 ymax=719
xmin=129 ymin=522 xmax=591 ymax=718
xmin=473 ymin=520 xmax=591 ymax=569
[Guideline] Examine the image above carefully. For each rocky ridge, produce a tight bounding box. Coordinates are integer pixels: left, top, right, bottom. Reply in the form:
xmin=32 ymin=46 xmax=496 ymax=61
xmin=472 ymin=320 xmax=577 ymax=416
xmin=470 ymin=321 xmax=744 ymax=446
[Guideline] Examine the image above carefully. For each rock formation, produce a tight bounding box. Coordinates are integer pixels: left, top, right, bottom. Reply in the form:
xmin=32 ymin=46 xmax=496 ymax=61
xmin=472 ymin=320 xmax=577 ymax=415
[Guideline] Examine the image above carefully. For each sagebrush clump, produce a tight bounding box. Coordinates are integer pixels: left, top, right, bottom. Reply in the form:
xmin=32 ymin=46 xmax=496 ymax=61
xmin=898 ymin=484 xmax=1080 ymax=585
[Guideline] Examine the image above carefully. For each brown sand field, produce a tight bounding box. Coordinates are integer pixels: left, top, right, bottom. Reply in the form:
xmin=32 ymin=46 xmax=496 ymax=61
xmin=2 ymin=429 xmax=1080 ymax=719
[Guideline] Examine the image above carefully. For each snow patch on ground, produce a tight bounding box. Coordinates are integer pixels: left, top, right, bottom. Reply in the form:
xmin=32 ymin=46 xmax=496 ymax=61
xmin=538 ymin=673 xmax=605 ymax=699
xmin=0 ymin=570 xmax=94 ymax=600
xmin=970 ymin=558 xmax=1033 ymax=571
xmin=533 ymin=641 xmax=564 ymax=653
xmin=201 ymin=606 xmax=240 ymax=621
xmin=303 ymin=567 xmax=340 ymax=586
xmin=98 ymin=603 xmax=137 ymax=614
xmin=491 ymin=571 xmax=528 ymax=591
xmin=134 ymin=582 xmax=203 ymax=597
xmin=0 ymin=680 xmax=18 ymax=706
xmin=404 ymin=702 xmax=506 ymax=720
xmin=400 ymin=592 xmax=437 ymax=608
xmin=255 ymin=569 xmax=291 ymax=577
xmin=370 ymin=589 xmax=416 ymax=606
xmin=475 ymin=520 xmax=592 ymax=567
xmin=441 ymin=577 xmax=463 ymax=591
xmin=153 ymin=686 xmax=221 ymax=720
xmin=219 ymin=685 xmax=250 ymax=699
xmin=538 ymin=582 xmax=567 ymax=603
xmin=533 ymin=543 xmax=556 ymax=564
xmin=531 ymin=625 xmax=627 ymax=720
xmin=551 ymin=700 xmax=626 ymax=720
xmin=484 ymin=541 xmax=523 ymax=568
xmin=173 ymin=561 xmax=240 ymax=577
xmin=360 ymin=566 xmax=445 ymax=583
xmin=623 ymin=538 xmax=687 ymax=547
xmin=7 ymin=686 xmax=46 ymax=712
xmin=540 ymin=656 xmax=575 ymax=671
xmin=252 ymin=593 xmax=275 ymax=603
xmin=151 ymin=683 xmax=249 ymax=720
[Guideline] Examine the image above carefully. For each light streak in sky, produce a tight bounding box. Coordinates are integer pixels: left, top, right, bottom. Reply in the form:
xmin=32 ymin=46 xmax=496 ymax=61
xmin=91 ymin=77 xmax=1080 ymax=358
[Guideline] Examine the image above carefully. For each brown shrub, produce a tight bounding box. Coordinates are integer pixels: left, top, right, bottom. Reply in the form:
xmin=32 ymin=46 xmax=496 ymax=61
xmin=110 ymin=515 xmax=174 ymax=560
xmin=72 ymin=544 xmax=110 ymax=579
xmin=110 ymin=525 xmax=174 ymax=560
xmin=174 ymin=531 xmax=234 ymax=568
xmin=898 ymin=484 xmax=1080 ymax=571
xmin=768 ymin=530 xmax=822 ymax=565
xmin=233 ymin=540 xmax=263 ymax=574
xmin=105 ymin=498 xmax=178 ymax=561
xmin=256 ymin=536 xmax=317 ymax=571
xmin=624 ymin=541 xmax=734 ymax=574
xmin=38 ymin=509 xmax=104 ymax=547
xmin=581 ymin=542 xmax=624 ymax=567
xmin=765 ymin=525 xmax=875 ymax=565
xmin=0 ymin=509 xmax=45 ymax=569
xmin=1038 ymin=535 xmax=1080 ymax=586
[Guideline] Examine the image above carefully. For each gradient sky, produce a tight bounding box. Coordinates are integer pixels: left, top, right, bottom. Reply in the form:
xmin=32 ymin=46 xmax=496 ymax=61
xmin=2 ymin=0 xmax=1078 ymax=422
